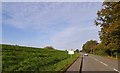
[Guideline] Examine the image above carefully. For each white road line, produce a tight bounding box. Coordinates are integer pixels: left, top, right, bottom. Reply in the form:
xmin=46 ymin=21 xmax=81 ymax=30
xmin=99 ymin=61 xmax=108 ymax=66
xmin=94 ymin=58 xmax=98 ymax=61
xmin=92 ymin=57 xmax=108 ymax=66
xmin=113 ymin=68 xmax=120 ymax=73
xmin=90 ymin=56 xmax=120 ymax=72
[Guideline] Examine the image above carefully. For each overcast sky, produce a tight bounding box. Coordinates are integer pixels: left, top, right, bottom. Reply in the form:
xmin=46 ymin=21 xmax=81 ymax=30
xmin=2 ymin=2 xmax=103 ymax=50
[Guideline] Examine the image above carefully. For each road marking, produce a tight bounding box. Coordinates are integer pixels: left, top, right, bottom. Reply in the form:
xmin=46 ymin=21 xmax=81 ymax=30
xmin=90 ymin=56 xmax=120 ymax=72
xmin=92 ymin=57 xmax=108 ymax=66
xmin=113 ymin=68 xmax=120 ymax=73
xmin=94 ymin=58 xmax=98 ymax=61
xmin=99 ymin=61 xmax=108 ymax=66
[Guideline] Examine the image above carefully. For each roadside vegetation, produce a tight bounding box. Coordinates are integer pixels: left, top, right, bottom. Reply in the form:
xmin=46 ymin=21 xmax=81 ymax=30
xmin=2 ymin=44 xmax=79 ymax=72
xmin=82 ymin=1 xmax=120 ymax=59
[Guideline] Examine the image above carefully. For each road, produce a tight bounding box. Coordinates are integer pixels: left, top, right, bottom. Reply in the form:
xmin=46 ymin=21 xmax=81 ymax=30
xmin=66 ymin=53 xmax=119 ymax=73
xmin=66 ymin=56 xmax=82 ymax=73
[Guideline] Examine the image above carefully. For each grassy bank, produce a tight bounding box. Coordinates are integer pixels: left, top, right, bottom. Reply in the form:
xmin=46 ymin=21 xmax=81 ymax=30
xmin=2 ymin=44 xmax=79 ymax=72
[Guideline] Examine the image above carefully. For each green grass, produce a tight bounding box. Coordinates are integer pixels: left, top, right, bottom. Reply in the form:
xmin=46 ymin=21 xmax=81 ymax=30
xmin=2 ymin=44 xmax=79 ymax=72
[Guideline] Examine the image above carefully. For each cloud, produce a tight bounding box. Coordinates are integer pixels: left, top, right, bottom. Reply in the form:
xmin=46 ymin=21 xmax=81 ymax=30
xmin=51 ymin=26 xmax=100 ymax=49
xmin=3 ymin=2 xmax=101 ymax=31
xmin=2 ymin=0 xmax=105 ymax=2
xmin=2 ymin=2 xmax=102 ymax=50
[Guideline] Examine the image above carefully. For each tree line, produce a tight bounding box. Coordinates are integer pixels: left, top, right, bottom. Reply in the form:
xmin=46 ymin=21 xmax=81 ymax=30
xmin=82 ymin=1 xmax=120 ymax=58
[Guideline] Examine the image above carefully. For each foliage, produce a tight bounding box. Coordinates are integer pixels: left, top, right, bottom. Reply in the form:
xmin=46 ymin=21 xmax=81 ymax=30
xmin=75 ymin=49 xmax=79 ymax=53
xmin=44 ymin=46 xmax=55 ymax=50
xmin=2 ymin=44 xmax=79 ymax=72
xmin=82 ymin=40 xmax=98 ymax=53
xmin=94 ymin=43 xmax=108 ymax=56
xmin=94 ymin=1 xmax=120 ymax=57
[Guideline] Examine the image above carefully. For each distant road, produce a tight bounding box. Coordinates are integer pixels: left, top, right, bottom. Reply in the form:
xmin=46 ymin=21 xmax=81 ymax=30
xmin=82 ymin=54 xmax=119 ymax=73
xmin=66 ymin=53 xmax=119 ymax=73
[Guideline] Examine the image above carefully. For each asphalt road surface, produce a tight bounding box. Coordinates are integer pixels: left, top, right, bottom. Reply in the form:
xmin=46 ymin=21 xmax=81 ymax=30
xmin=82 ymin=54 xmax=119 ymax=72
xmin=66 ymin=56 xmax=81 ymax=73
xmin=66 ymin=53 xmax=120 ymax=73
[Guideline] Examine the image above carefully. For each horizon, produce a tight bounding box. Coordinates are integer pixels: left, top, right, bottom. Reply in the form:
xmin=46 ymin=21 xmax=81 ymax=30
xmin=2 ymin=2 xmax=102 ymax=50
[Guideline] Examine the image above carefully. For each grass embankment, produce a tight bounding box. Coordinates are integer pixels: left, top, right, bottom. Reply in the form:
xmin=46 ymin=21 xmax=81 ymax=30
xmin=2 ymin=44 xmax=79 ymax=72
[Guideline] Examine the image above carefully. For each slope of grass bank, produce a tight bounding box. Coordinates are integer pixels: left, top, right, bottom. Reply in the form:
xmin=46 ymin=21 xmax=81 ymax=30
xmin=2 ymin=44 xmax=79 ymax=72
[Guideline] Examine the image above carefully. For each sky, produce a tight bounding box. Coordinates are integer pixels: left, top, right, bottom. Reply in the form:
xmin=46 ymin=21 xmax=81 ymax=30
xmin=1 ymin=0 xmax=105 ymax=2
xmin=2 ymin=2 xmax=103 ymax=50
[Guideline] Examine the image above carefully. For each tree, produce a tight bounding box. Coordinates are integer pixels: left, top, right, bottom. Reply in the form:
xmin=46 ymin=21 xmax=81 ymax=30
xmin=75 ymin=49 xmax=79 ymax=53
xmin=95 ymin=1 xmax=120 ymax=57
xmin=94 ymin=43 xmax=108 ymax=56
xmin=44 ymin=46 xmax=55 ymax=50
xmin=82 ymin=40 xmax=98 ymax=53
